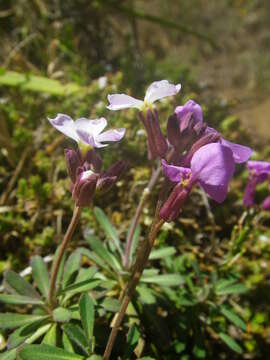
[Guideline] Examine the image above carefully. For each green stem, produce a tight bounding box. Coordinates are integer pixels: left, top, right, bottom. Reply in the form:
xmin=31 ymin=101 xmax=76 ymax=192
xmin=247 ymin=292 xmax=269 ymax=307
xmin=48 ymin=206 xmax=81 ymax=309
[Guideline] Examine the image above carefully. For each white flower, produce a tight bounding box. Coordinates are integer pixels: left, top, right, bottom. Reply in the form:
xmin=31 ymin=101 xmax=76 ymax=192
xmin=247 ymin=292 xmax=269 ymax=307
xmin=107 ymin=80 xmax=181 ymax=111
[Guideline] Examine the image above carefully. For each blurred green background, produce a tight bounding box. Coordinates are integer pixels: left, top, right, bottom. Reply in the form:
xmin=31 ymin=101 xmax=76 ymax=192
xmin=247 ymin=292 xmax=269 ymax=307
xmin=1 ymin=0 xmax=270 ymax=359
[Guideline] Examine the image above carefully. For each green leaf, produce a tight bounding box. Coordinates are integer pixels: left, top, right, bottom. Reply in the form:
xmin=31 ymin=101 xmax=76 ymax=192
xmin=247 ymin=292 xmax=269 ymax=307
xmin=219 ymin=333 xmax=243 ymax=354
xmin=86 ymin=236 xmax=121 ymax=272
xmin=220 ymin=307 xmax=246 ymax=331
xmin=61 ymin=279 xmax=101 ymax=297
xmin=0 ymin=69 xmax=83 ymax=97
xmin=100 ymin=298 xmax=120 ymax=312
xmin=0 ymin=313 xmax=48 ymax=330
xmin=53 ymin=308 xmax=72 ymax=323
xmin=123 ymin=323 xmax=140 ymax=359
xmin=137 ymin=286 xmax=156 ymax=305
xmin=79 ymin=293 xmax=94 ymax=344
xmin=93 ymin=207 xmax=123 ymax=257
xmin=87 ymin=356 xmax=102 ymax=360
xmin=0 ymin=349 xmax=16 ymax=360
xmin=62 ymin=251 xmax=81 ymax=288
xmin=216 ymin=283 xmax=247 ymax=295
xmin=4 ymin=271 xmax=40 ymax=299
xmin=53 ymin=247 xmax=67 ymax=292
xmin=149 ymin=247 xmax=176 ymax=260
xmin=7 ymin=319 xmax=48 ymax=349
xmin=18 ymin=344 xmax=84 ymax=360
xmin=0 ymin=294 xmax=43 ymax=305
xmin=62 ymin=332 xmax=74 ymax=353
xmin=31 ymin=256 xmax=50 ymax=301
xmin=42 ymin=324 xmax=57 ymax=346
xmin=129 ymin=224 xmax=141 ymax=264
xmin=141 ymin=273 xmax=185 ymax=287
xmin=62 ymin=324 xmax=88 ymax=356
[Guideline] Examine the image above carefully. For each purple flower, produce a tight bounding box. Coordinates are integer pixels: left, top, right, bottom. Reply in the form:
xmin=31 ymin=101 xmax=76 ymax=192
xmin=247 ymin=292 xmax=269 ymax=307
xmin=206 ymin=127 xmax=252 ymax=164
xmin=48 ymin=114 xmax=125 ymax=149
xmin=262 ymin=195 xmax=270 ymax=210
xmin=243 ymin=160 xmax=270 ymax=206
xmin=72 ymin=169 xmax=99 ymax=207
xmin=160 ymin=143 xmax=235 ymax=221
xmin=107 ymin=80 xmax=181 ymax=111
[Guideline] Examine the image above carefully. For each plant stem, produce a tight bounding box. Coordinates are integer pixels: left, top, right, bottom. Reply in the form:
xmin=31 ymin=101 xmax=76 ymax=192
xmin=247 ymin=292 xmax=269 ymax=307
xmin=103 ymin=208 xmax=164 ymax=360
xmin=48 ymin=205 xmax=81 ymax=309
xmin=123 ymin=165 xmax=162 ymax=269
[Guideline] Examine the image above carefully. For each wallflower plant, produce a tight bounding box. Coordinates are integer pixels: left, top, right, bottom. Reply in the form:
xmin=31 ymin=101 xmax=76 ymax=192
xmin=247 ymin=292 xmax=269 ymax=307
xmin=1 ymin=78 xmax=265 ymax=360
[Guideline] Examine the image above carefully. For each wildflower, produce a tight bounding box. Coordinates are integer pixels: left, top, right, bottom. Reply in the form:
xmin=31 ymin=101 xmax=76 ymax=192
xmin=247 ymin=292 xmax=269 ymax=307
xmin=243 ymin=160 xmax=270 ymax=206
xmin=48 ymin=114 xmax=125 ymax=152
xmin=262 ymin=195 xmax=270 ymax=210
xmin=107 ymin=80 xmax=181 ymax=111
xmin=160 ymin=143 xmax=235 ymax=221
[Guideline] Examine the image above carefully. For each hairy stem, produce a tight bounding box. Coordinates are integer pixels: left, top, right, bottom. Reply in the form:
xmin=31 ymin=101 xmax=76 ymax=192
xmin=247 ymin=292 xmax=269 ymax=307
xmin=48 ymin=206 xmax=81 ymax=308
xmin=123 ymin=165 xmax=162 ymax=269
xmin=103 ymin=205 xmax=164 ymax=360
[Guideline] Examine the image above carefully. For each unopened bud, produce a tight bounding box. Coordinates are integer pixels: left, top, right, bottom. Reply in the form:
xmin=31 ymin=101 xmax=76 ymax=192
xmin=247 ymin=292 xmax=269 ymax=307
xmin=160 ymin=184 xmax=190 ymax=222
xmin=65 ymin=149 xmax=82 ymax=183
xmin=139 ymin=109 xmax=168 ymax=160
xmin=72 ymin=170 xmax=98 ymax=207
xmin=262 ymin=196 xmax=270 ymax=210
xmin=84 ymin=149 xmax=103 ymax=172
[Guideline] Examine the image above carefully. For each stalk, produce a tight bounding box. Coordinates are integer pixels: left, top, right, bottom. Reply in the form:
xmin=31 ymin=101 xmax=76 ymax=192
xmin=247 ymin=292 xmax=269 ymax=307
xmin=103 ymin=202 xmax=164 ymax=360
xmin=48 ymin=206 xmax=81 ymax=308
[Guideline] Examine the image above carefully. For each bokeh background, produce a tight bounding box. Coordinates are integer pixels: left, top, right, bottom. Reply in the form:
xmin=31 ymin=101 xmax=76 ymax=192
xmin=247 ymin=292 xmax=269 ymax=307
xmin=1 ymin=1 xmax=270 ymax=359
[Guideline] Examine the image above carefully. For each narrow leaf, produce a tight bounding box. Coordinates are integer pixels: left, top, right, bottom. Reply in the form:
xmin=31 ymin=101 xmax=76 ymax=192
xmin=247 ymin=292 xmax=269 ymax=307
xmin=0 ymin=314 xmax=48 ymax=330
xmin=93 ymin=207 xmax=123 ymax=256
xmin=62 ymin=251 xmax=81 ymax=288
xmin=53 ymin=308 xmax=72 ymax=323
xmin=219 ymin=333 xmax=243 ymax=354
xmin=220 ymin=307 xmax=246 ymax=331
xmin=0 ymin=349 xmax=16 ymax=360
xmin=31 ymin=256 xmax=50 ymax=300
xmin=149 ymin=247 xmax=176 ymax=260
xmin=0 ymin=294 xmax=43 ymax=305
xmin=18 ymin=344 xmax=84 ymax=360
xmin=42 ymin=324 xmax=57 ymax=346
xmin=62 ymin=324 xmax=88 ymax=356
xmin=4 ymin=271 xmax=40 ymax=299
xmin=79 ymin=293 xmax=94 ymax=343
xmin=141 ymin=273 xmax=184 ymax=287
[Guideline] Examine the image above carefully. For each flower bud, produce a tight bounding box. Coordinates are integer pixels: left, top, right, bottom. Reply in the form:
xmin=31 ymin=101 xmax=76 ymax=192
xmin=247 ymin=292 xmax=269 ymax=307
xmin=183 ymin=131 xmax=220 ymax=166
xmin=96 ymin=160 xmax=128 ymax=193
xmin=139 ymin=109 xmax=168 ymax=160
xmin=104 ymin=160 xmax=128 ymax=178
xmin=262 ymin=195 xmax=270 ymax=210
xmin=72 ymin=170 xmax=98 ymax=207
xmin=160 ymin=183 xmax=190 ymax=222
xmin=65 ymin=149 xmax=82 ymax=183
xmin=84 ymin=149 xmax=103 ymax=172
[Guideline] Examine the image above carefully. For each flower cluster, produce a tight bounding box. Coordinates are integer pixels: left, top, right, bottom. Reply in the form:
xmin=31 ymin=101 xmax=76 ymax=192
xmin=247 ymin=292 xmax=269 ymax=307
xmin=243 ymin=160 xmax=270 ymax=210
xmin=49 ymin=115 xmax=126 ymax=207
xmin=107 ymin=80 xmax=252 ymax=221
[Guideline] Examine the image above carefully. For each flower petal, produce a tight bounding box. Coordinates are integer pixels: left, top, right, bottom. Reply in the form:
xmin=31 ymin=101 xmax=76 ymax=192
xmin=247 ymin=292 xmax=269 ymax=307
xmin=144 ymin=80 xmax=181 ymax=104
xmin=76 ymin=129 xmax=95 ymax=147
xmin=247 ymin=160 xmax=270 ymax=174
xmin=162 ymin=159 xmax=191 ymax=183
xmin=48 ymin=114 xmax=79 ymax=142
xmin=191 ymin=143 xmax=235 ymax=202
xmin=262 ymin=195 xmax=270 ymax=210
xmin=75 ymin=117 xmax=107 ymax=136
xmin=107 ymin=94 xmax=144 ymax=110
xmin=243 ymin=177 xmax=257 ymax=206
xmin=221 ymin=139 xmax=252 ymax=163
xmin=96 ymin=128 xmax=126 ymax=144
xmin=175 ymin=99 xmax=203 ymax=126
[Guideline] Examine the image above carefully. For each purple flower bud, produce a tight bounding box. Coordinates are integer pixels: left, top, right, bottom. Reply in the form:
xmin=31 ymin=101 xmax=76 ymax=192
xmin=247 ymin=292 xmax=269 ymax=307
xmin=262 ymin=195 xmax=270 ymax=210
xmin=139 ymin=109 xmax=168 ymax=160
xmin=72 ymin=170 xmax=98 ymax=207
xmin=84 ymin=149 xmax=103 ymax=172
xmin=65 ymin=149 xmax=82 ymax=183
xmin=160 ymin=184 xmax=190 ymax=222
xmin=96 ymin=176 xmax=117 ymax=193
xmin=96 ymin=160 xmax=128 ymax=193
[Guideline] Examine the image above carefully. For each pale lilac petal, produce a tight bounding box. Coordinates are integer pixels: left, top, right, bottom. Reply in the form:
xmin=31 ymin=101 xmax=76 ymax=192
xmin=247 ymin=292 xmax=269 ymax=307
xmin=262 ymin=195 xmax=270 ymax=210
xmin=247 ymin=160 xmax=270 ymax=174
xmin=144 ymin=80 xmax=181 ymax=104
xmin=221 ymin=139 xmax=252 ymax=163
xmin=48 ymin=114 xmax=79 ymax=142
xmin=75 ymin=117 xmax=107 ymax=136
xmin=96 ymin=128 xmax=126 ymax=143
xmin=191 ymin=143 xmax=235 ymax=202
xmin=162 ymin=159 xmax=191 ymax=183
xmin=76 ymin=129 xmax=95 ymax=147
xmin=107 ymin=94 xmax=144 ymax=110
